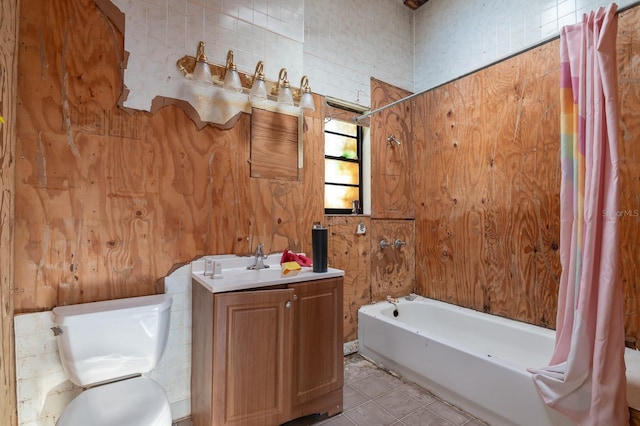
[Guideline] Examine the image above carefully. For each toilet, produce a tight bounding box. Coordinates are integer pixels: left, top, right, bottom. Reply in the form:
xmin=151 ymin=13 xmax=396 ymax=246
xmin=52 ymin=294 xmax=173 ymax=426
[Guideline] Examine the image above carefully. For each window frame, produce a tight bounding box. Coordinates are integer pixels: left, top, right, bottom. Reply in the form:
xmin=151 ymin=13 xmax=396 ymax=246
xmin=324 ymin=122 xmax=364 ymax=215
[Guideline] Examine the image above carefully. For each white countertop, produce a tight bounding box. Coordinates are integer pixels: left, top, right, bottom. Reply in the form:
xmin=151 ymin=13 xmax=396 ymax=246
xmin=191 ymin=253 xmax=345 ymax=293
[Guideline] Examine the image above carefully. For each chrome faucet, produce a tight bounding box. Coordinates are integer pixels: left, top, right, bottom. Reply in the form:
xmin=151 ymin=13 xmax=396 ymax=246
xmin=247 ymin=243 xmax=270 ymax=270
xmin=380 ymin=239 xmax=392 ymax=249
xmin=394 ymin=239 xmax=407 ymax=248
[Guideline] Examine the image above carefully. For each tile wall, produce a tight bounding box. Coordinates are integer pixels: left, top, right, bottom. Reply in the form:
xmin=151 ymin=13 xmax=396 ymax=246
xmin=113 ymin=0 xmax=414 ymax=112
xmin=14 ymin=263 xmax=193 ymax=425
xmin=95 ymin=1 xmax=640 ymax=118
xmin=414 ymin=0 xmax=640 ymax=92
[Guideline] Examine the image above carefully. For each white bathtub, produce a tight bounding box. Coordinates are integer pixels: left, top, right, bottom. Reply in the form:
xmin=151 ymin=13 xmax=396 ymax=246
xmin=358 ymin=295 xmax=640 ymax=426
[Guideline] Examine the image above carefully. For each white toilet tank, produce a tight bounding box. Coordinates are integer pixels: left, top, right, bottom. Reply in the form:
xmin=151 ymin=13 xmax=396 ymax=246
xmin=52 ymin=294 xmax=173 ymax=387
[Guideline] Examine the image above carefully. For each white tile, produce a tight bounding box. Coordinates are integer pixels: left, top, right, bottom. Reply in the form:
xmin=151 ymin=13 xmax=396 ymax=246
xmin=170 ymin=398 xmax=191 ymax=421
xmin=558 ymin=0 xmax=577 ymax=18
xmin=164 ymin=275 xmax=189 ymax=294
xmin=222 ymin=0 xmax=239 ymax=17
xmin=186 ymin=2 xmax=206 ymax=49
xmin=239 ymin=4 xmax=254 ymax=23
xmin=17 ymin=352 xmax=64 ymax=381
xmin=14 ymin=312 xmax=54 ymax=338
xmin=14 ymin=333 xmax=57 ymax=359
xmin=17 ymin=373 xmax=77 ymax=424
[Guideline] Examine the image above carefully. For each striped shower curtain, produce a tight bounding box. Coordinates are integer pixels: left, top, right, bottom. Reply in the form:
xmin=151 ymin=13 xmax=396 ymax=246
xmin=529 ymin=3 xmax=628 ymax=425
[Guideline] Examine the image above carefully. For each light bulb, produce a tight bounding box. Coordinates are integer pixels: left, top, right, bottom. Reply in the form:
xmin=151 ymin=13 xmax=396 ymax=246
xmin=299 ymin=92 xmax=315 ymax=111
xmin=249 ymin=79 xmax=267 ymax=103
xmin=277 ymin=86 xmax=294 ymax=106
xmin=192 ymin=60 xmax=212 ymax=86
xmin=223 ymin=68 xmax=242 ymax=93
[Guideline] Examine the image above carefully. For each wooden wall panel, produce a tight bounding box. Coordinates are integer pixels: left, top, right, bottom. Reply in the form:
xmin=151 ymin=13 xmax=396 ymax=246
xmin=370 ymin=219 xmax=415 ymax=301
xmin=325 ymin=216 xmax=371 ymax=343
xmin=618 ymin=8 xmax=640 ymax=348
xmin=413 ymin=5 xmax=640 ymax=344
xmin=1 ymin=0 xmax=19 ymax=423
xmin=14 ymin=0 xmax=324 ymax=311
xmin=414 ymin=41 xmax=562 ymax=327
xmin=250 ymin=108 xmax=298 ymax=181
xmin=370 ymin=79 xmax=414 ymax=219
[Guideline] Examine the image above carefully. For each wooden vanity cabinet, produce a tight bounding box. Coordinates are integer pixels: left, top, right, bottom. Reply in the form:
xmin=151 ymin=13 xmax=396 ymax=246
xmin=290 ymin=277 xmax=343 ymax=418
xmin=191 ymin=276 xmax=344 ymax=426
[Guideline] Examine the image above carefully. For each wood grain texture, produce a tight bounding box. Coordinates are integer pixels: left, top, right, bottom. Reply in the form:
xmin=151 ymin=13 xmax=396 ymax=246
xmin=412 ymin=6 xmax=640 ymax=340
xmin=413 ymin=40 xmax=562 ymax=327
xmin=290 ymin=277 xmax=343 ymax=413
xmin=250 ymin=108 xmax=298 ymax=181
xmin=213 ymin=289 xmax=294 ymax=425
xmin=370 ymin=78 xmax=415 ymax=219
xmin=370 ymin=219 xmax=415 ymax=301
xmin=630 ymin=407 xmax=640 ymax=426
xmin=14 ymin=0 xmax=324 ymax=311
xmin=190 ymin=280 xmax=215 ymax=426
xmin=618 ymin=7 xmax=640 ymax=348
xmin=1 ymin=0 xmax=19 ymax=423
xmin=325 ymin=216 xmax=371 ymax=342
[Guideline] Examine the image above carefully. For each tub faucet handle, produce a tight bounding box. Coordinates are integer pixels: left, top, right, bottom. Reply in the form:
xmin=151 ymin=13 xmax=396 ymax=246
xmin=380 ymin=239 xmax=391 ymax=249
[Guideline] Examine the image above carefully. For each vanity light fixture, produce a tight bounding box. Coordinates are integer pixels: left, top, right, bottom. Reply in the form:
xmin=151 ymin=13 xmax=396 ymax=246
xmin=222 ymin=50 xmax=243 ymax=93
xmin=272 ymin=68 xmax=294 ymax=107
xmin=249 ymin=61 xmax=268 ymax=103
xmin=191 ymin=41 xmax=213 ymax=85
xmin=295 ymin=75 xmax=315 ymax=112
xmin=176 ymin=42 xmax=316 ymax=125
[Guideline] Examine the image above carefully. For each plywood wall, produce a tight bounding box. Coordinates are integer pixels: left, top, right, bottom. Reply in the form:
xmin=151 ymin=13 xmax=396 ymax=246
xmin=14 ymin=0 xmax=324 ymax=311
xmin=370 ymin=219 xmax=416 ymax=300
xmin=413 ymin=39 xmax=562 ymax=327
xmin=412 ymin=6 xmax=640 ymax=345
xmin=370 ymin=79 xmax=414 ymax=219
xmin=617 ymin=7 xmax=640 ymax=347
xmin=11 ymin=0 xmax=640 ymax=370
xmin=1 ymin=0 xmax=19 ymax=423
xmin=325 ymin=216 xmax=371 ymax=342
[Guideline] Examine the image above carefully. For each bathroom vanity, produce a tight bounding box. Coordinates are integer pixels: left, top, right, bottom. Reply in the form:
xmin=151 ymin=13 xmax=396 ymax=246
xmin=190 ymin=256 xmax=344 ymax=426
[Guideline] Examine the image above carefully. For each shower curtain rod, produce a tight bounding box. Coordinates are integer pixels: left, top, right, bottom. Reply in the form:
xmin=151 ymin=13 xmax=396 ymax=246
xmin=355 ymin=0 xmax=640 ymax=123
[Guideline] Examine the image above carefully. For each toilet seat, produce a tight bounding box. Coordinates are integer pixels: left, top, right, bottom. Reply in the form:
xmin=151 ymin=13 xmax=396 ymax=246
xmin=56 ymin=377 xmax=172 ymax=426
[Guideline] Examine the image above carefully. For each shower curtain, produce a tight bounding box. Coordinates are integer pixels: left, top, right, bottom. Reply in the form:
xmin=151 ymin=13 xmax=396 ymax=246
xmin=529 ymin=4 xmax=627 ymax=425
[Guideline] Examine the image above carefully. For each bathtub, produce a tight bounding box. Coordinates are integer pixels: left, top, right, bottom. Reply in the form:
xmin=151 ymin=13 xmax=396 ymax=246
xmin=358 ymin=295 xmax=640 ymax=426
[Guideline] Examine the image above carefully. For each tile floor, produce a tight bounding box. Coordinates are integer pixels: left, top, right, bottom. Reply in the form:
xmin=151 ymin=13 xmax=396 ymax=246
xmin=284 ymin=354 xmax=488 ymax=426
xmin=174 ymin=353 xmax=488 ymax=426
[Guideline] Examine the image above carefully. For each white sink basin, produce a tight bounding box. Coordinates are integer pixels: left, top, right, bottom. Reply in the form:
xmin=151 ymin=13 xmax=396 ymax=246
xmin=191 ymin=253 xmax=344 ymax=293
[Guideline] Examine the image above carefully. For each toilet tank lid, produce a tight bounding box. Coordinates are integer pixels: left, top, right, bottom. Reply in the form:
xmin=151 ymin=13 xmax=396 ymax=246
xmin=52 ymin=294 xmax=172 ymax=326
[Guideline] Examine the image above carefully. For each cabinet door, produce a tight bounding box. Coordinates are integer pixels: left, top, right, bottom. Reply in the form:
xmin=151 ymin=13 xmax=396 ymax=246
xmin=291 ymin=277 xmax=343 ymax=409
xmin=213 ymin=289 xmax=295 ymax=426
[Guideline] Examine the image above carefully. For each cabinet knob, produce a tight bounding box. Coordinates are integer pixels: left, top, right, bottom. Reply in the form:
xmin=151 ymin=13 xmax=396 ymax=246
xmin=293 ymin=294 xmax=298 ymax=301
xmin=285 ymin=301 xmax=292 ymax=309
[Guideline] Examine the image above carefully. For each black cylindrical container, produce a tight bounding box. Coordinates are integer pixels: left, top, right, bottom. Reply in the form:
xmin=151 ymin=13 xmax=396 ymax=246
xmin=312 ymin=227 xmax=328 ymax=272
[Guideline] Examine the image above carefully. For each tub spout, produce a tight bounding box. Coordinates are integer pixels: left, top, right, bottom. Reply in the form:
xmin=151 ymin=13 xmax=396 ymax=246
xmin=386 ymin=295 xmax=399 ymax=308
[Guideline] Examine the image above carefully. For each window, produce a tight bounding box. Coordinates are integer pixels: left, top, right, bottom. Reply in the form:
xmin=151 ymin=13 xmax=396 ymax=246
xmin=324 ymin=116 xmax=363 ymax=214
